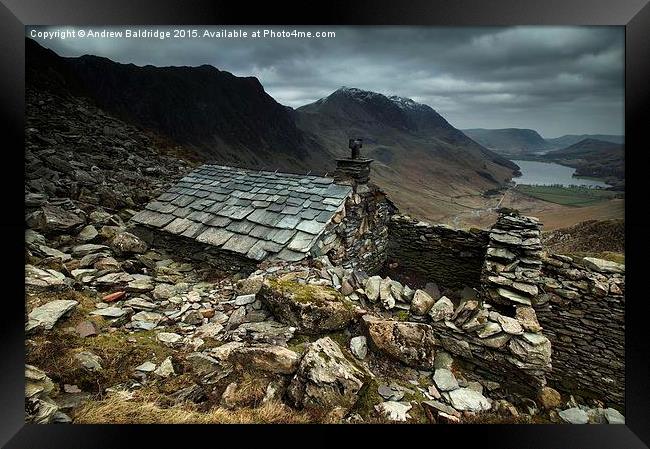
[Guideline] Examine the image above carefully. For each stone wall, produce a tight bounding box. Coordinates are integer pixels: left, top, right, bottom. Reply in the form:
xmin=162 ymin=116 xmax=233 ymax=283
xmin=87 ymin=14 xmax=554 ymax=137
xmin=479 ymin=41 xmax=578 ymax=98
xmin=314 ymin=182 xmax=395 ymax=274
xmin=387 ymin=215 xmax=489 ymax=289
xmin=534 ymin=254 xmax=625 ymax=409
xmin=130 ymin=224 xmax=257 ymax=275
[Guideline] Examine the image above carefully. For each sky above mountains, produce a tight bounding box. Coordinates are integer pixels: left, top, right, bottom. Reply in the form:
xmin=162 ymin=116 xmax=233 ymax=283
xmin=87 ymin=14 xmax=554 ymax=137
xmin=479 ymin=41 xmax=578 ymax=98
xmin=29 ymin=26 xmax=624 ymax=138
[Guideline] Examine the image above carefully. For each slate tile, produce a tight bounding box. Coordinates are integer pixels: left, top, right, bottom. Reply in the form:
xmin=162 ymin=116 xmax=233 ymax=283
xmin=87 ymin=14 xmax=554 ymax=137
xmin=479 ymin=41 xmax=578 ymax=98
xmin=267 ymin=203 xmax=285 ymax=212
xmin=270 ymin=229 xmax=296 ymax=244
xmin=196 ymin=227 xmax=233 ymax=246
xmin=262 ymin=240 xmax=284 ymax=253
xmin=131 ymin=210 xmax=173 ymax=228
xmin=282 ymin=205 xmax=302 ymax=215
xmin=221 ymin=233 xmax=258 ymax=254
xmin=247 ymin=209 xmax=281 ymax=227
xmin=157 ymin=192 xmax=179 ymax=202
xmin=171 ymin=195 xmax=195 ymax=207
xmin=216 ymin=205 xmax=254 ymax=220
xmin=226 ymin=220 xmax=257 ymax=234
xmin=299 ymin=209 xmax=319 ymax=220
xmin=323 ymin=197 xmax=342 ymax=206
xmin=275 ymin=215 xmax=301 ymax=230
xmin=286 ymin=197 xmax=304 ymax=206
xmin=296 ymin=220 xmax=326 ymax=235
xmin=248 ymin=224 xmax=274 ymax=239
xmin=181 ymin=222 xmax=206 ymax=238
xmin=246 ymin=241 xmax=268 ymax=261
xmin=172 ymin=207 xmax=192 ymax=218
xmin=287 ymin=231 xmax=317 ymax=252
xmin=162 ymin=217 xmax=193 ymax=235
xmin=207 ymin=216 xmax=232 ymax=227
xmin=274 ymin=248 xmax=307 ymax=262
xmin=315 ymin=210 xmax=333 ymax=222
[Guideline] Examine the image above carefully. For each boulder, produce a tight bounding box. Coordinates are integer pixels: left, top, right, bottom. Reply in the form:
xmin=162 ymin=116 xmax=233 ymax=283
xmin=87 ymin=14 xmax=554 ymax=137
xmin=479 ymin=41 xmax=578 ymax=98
xmin=364 ymin=276 xmax=382 ymax=302
xmin=26 ymin=299 xmax=78 ymax=333
xmin=287 ymin=337 xmax=368 ymax=414
xmin=537 ymin=386 xmax=562 ymax=410
xmin=25 ymin=265 xmax=67 ymax=291
xmin=428 ymin=296 xmax=454 ymax=322
xmin=228 ymin=345 xmax=301 ymax=374
xmin=28 ymin=204 xmax=85 ymax=233
xmin=111 ymin=231 xmax=148 ymax=255
xmin=375 ymin=401 xmax=412 ymax=422
xmin=259 ymin=278 xmax=358 ymax=335
xmin=349 ymin=336 xmax=368 ymax=360
xmin=559 ymin=407 xmax=589 ymax=424
xmin=515 ymin=306 xmax=542 ymax=333
xmin=433 ymin=368 xmax=459 ymax=391
xmin=410 ymin=289 xmax=435 ymax=316
xmin=583 ymin=257 xmax=624 ymax=274
xmin=361 ymin=315 xmax=437 ymax=369
xmin=447 ymin=387 xmax=491 ymax=412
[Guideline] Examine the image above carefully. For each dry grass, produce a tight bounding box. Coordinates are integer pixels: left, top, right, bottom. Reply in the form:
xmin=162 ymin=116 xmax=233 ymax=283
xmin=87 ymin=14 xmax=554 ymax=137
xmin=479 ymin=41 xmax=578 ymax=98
xmin=74 ymin=392 xmax=313 ymax=424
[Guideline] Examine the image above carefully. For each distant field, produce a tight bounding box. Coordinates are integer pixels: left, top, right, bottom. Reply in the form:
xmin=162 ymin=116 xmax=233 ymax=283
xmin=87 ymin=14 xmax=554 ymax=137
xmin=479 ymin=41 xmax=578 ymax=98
xmin=514 ymin=184 xmax=619 ymax=207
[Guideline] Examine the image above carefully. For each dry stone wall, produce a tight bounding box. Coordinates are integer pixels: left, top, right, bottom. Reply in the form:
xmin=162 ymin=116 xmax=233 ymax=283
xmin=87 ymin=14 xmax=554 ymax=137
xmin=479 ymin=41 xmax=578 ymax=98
xmin=387 ymin=215 xmax=489 ymax=289
xmin=315 ymin=183 xmax=394 ymax=274
xmin=534 ymin=254 xmax=625 ymax=409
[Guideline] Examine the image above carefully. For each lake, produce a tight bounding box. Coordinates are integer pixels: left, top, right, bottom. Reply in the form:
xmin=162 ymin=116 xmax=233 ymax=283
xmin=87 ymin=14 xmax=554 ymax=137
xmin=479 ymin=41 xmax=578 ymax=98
xmin=511 ymin=160 xmax=611 ymax=188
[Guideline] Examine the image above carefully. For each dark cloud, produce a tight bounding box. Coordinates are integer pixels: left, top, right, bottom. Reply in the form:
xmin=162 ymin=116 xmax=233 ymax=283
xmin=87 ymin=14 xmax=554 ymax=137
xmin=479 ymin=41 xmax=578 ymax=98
xmin=28 ymin=26 xmax=624 ymax=137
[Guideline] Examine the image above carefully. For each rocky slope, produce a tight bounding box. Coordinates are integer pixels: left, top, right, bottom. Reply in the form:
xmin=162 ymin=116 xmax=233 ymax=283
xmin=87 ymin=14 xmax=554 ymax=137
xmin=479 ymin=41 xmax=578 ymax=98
xmin=24 ymin=87 xmax=623 ymax=424
xmin=26 ymin=38 xmax=330 ymax=174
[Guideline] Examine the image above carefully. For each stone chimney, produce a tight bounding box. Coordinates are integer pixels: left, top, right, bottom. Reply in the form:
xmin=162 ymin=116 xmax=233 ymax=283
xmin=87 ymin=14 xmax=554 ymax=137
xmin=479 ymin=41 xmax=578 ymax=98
xmin=333 ymin=138 xmax=373 ymax=185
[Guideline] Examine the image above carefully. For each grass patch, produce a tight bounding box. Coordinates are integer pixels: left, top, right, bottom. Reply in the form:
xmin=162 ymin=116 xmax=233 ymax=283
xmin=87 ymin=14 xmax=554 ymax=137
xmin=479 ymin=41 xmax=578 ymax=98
xmin=73 ymin=391 xmax=313 ymax=424
xmin=514 ymin=184 xmax=617 ymax=207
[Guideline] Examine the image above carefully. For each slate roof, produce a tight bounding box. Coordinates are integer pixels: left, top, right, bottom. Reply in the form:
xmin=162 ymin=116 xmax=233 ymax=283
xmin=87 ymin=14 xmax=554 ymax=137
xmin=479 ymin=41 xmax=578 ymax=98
xmin=130 ymin=164 xmax=352 ymax=262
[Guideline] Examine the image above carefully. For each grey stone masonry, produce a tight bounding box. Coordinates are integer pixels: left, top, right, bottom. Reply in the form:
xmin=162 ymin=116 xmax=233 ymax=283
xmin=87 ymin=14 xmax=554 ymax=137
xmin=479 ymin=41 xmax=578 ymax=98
xmin=480 ymin=213 xmax=543 ymax=307
xmin=130 ymin=164 xmax=352 ymax=263
xmin=534 ymin=253 xmax=625 ymax=410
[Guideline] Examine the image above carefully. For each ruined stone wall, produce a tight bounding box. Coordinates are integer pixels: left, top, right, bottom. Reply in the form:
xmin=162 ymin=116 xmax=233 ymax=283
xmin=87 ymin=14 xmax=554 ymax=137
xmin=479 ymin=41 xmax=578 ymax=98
xmin=387 ymin=215 xmax=489 ymax=289
xmin=315 ymin=183 xmax=394 ymax=274
xmin=130 ymin=224 xmax=257 ymax=274
xmin=534 ymin=254 xmax=625 ymax=409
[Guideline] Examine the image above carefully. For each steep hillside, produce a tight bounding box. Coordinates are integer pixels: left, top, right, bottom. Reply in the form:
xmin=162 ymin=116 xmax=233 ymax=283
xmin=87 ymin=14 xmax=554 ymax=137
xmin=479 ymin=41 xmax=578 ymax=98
xmin=462 ymin=128 xmax=549 ymax=157
xmin=26 ymin=38 xmax=330 ymax=173
xmin=296 ymin=87 xmax=519 ymax=220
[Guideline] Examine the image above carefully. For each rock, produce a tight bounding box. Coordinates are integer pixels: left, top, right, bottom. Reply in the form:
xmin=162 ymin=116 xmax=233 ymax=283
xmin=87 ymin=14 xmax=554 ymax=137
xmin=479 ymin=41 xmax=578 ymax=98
xmin=182 ymin=310 xmax=204 ymax=325
xmin=496 ymin=314 xmax=524 ymax=335
xmin=75 ymin=320 xmax=97 ymax=338
xmin=512 ymin=282 xmax=539 ymax=296
xmin=74 ymin=351 xmax=103 ymax=371
xmin=126 ymin=275 xmax=154 ymax=293
xmin=583 ymin=257 xmax=624 ymax=274
xmin=228 ymin=321 xmax=295 ymax=346
xmin=236 ymin=275 xmax=264 ymax=295
xmin=259 ymin=278 xmax=357 ymax=335
xmin=228 ymin=345 xmax=300 ymax=374
xmin=604 ymin=408 xmax=625 ymax=424
xmin=156 ymin=332 xmax=183 ymax=346
xmin=476 ymin=321 xmax=502 ymax=338
xmin=537 ymin=386 xmax=562 ymax=410
xmin=29 ymin=204 xmax=85 ymax=233
xmin=25 ymin=265 xmax=67 ymax=290
xmin=102 ymin=291 xmax=126 ymax=303
xmin=448 ymin=387 xmax=491 ymax=412
xmin=496 ymin=287 xmax=532 ymax=305
xmin=362 ymin=315 xmax=437 ymax=369
xmin=349 ymin=336 xmax=368 ymax=360
xmin=135 ymin=361 xmax=157 ymax=372
xmin=410 ymin=289 xmax=435 ymax=315
xmin=422 ymin=399 xmax=460 ymax=417
xmin=433 ymin=368 xmax=459 ymax=391
xmin=287 ymin=337 xmax=368 ymax=413
xmin=379 ymin=277 xmax=396 ymax=309
xmin=185 ymin=353 xmax=224 ymax=379
xmin=515 ymin=306 xmax=542 ymax=333
xmin=402 ymin=285 xmax=415 ymax=302
xmin=77 ymin=225 xmax=98 ymax=241
xmin=428 ymin=296 xmax=454 ymax=322
xmin=375 ymin=401 xmax=412 ymax=422
xmin=94 ymin=257 xmax=121 ymax=272
xmin=365 ymin=275 xmax=382 ymax=302
xmin=234 ymin=294 xmax=256 ymax=306
xmin=111 ymin=231 xmax=148 ymax=255
xmin=559 ymin=407 xmax=589 ymax=424
xmin=433 ymin=351 xmax=454 ymax=370
xmin=378 ymin=384 xmax=404 ymax=401
xmin=508 ymin=333 xmax=552 ymax=368
xmin=26 ymin=299 xmax=78 ymax=333
xmin=72 ymin=244 xmax=109 ymax=258
xmin=153 ymin=357 xmax=175 ymax=377
xmin=90 ymin=307 xmax=127 ymax=318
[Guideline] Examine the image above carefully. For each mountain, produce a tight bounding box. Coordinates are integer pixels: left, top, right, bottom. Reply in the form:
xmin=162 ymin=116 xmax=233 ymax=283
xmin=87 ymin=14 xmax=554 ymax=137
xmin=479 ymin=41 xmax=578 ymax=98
xmin=296 ymin=87 xmax=519 ymax=219
xmin=25 ymin=38 xmax=329 ymax=173
xmin=461 ymin=128 xmax=549 ymax=157
xmin=545 ymin=134 xmax=624 ymax=149
xmin=26 ymin=40 xmax=520 ymax=223
xmin=543 ymin=138 xmax=624 ymax=187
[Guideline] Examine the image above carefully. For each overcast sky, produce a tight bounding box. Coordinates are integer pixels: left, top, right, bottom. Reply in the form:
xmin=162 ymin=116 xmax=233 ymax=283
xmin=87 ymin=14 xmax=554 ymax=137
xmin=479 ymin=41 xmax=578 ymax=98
xmin=29 ymin=26 xmax=624 ymax=138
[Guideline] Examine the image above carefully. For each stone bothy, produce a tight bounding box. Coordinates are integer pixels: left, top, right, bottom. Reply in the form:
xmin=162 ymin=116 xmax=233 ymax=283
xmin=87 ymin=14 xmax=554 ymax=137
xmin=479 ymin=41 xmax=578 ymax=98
xmin=130 ymin=159 xmax=392 ymax=274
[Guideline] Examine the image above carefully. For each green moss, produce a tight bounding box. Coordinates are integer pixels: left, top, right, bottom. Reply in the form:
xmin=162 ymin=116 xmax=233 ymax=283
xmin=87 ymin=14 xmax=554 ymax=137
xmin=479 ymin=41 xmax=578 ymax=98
xmin=267 ymin=278 xmax=350 ymax=307
xmin=394 ymin=310 xmax=410 ymax=321
xmin=350 ymin=379 xmax=382 ymax=420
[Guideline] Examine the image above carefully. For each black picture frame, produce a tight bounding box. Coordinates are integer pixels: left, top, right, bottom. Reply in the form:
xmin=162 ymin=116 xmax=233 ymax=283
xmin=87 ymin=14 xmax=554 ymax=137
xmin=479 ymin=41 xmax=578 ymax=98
xmin=1 ymin=1 xmax=648 ymax=447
